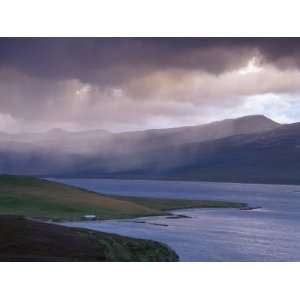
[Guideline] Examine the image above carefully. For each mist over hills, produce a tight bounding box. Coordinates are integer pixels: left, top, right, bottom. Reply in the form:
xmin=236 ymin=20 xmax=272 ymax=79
xmin=0 ymin=114 xmax=279 ymax=153
xmin=2 ymin=114 xmax=300 ymax=184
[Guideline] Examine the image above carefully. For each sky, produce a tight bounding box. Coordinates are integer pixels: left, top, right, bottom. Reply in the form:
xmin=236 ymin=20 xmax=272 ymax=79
xmin=1 ymin=38 xmax=300 ymax=133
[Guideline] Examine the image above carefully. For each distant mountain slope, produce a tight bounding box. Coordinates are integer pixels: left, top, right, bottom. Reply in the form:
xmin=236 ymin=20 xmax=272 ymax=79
xmin=73 ymin=114 xmax=282 ymax=172
xmin=114 ymin=114 xmax=281 ymax=149
xmin=0 ymin=115 xmax=280 ymax=155
xmin=98 ymin=121 xmax=300 ymax=184
xmin=62 ymin=115 xmax=282 ymax=176
xmin=3 ymin=114 xmax=300 ymax=184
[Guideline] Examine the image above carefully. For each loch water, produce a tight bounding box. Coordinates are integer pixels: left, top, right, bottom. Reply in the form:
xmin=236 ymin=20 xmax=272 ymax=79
xmin=52 ymin=178 xmax=300 ymax=261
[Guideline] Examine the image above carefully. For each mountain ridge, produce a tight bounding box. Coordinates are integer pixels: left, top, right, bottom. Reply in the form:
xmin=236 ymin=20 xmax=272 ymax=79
xmin=0 ymin=114 xmax=280 ymax=139
xmin=2 ymin=114 xmax=300 ymax=185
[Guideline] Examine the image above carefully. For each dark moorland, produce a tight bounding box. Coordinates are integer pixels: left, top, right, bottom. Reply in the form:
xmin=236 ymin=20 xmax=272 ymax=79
xmin=0 ymin=215 xmax=178 ymax=261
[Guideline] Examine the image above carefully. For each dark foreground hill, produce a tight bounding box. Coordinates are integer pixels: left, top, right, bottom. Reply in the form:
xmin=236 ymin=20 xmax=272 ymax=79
xmin=0 ymin=215 xmax=178 ymax=262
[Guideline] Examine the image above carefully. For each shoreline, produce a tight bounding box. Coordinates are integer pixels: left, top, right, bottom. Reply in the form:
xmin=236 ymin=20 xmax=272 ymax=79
xmin=37 ymin=205 xmax=251 ymax=226
xmin=47 ymin=176 xmax=300 ymax=187
xmin=0 ymin=175 xmax=248 ymax=222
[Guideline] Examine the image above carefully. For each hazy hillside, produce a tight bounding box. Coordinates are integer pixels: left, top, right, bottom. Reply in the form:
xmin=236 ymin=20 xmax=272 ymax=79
xmin=116 ymin=114 xmax=280 ymax=148
xmin=101 ymin=121 xmax=300 ymax=184
xmin=61 ymin=115 xmax=283 ymax=178
xmin=3 ymin=114 xmax=300 ymax=184
xmin=0 ymin=114 xmax=280 ymax=155
xmin=0 ymin=128 xmax=112 ymax=155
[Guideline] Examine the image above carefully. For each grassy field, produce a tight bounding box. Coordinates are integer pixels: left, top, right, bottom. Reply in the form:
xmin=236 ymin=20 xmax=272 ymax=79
xmin=115 ymin=196 xmax=246 ymax=211
xmin=0 ymin=175 xmax=246 ymax=220
xmin=0 ymin=175 xmax=162 ymax=220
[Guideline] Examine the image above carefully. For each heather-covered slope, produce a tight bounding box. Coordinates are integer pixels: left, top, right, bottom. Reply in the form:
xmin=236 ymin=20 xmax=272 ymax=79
xmin=0 ymin=215 xmax=178 ymax=262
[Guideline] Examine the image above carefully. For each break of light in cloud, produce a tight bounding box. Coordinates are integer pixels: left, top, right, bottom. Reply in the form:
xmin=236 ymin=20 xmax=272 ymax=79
xmin=237 ymin=57 xmax=263 ymax=75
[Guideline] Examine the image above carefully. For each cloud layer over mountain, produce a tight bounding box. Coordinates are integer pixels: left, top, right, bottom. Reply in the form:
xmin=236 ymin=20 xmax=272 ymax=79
xmin=1 ymin=38 xmax=300 ymax=132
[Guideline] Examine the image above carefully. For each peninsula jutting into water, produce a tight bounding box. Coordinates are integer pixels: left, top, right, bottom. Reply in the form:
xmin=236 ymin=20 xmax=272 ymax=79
xmin=56 ymin=178 xmax=300 ymax=262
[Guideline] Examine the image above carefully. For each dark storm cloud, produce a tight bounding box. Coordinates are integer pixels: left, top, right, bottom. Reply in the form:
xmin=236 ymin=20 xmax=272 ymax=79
xmin=2 ymin=37 xmax=300 ymax=85
xmin=1 ymin=38 xmax=300 ymax=132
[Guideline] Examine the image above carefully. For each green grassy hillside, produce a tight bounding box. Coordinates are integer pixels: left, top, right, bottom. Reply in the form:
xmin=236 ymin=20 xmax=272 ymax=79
xmin=0 ymin=175 xmax=246 ymax=220
xmin=0 ymin=175 xmax=162 ymax=220
xmin=116 ymin=196 xmax=246 ymax=211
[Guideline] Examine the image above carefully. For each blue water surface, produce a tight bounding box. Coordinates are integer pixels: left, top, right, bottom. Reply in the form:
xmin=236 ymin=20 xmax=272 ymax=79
xmin=51 ymin=178 xmax=300 ymax=261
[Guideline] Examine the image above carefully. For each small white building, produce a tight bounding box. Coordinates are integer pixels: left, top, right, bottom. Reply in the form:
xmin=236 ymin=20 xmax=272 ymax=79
xmin=83 ymin=214 xmax=97 ymax=221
